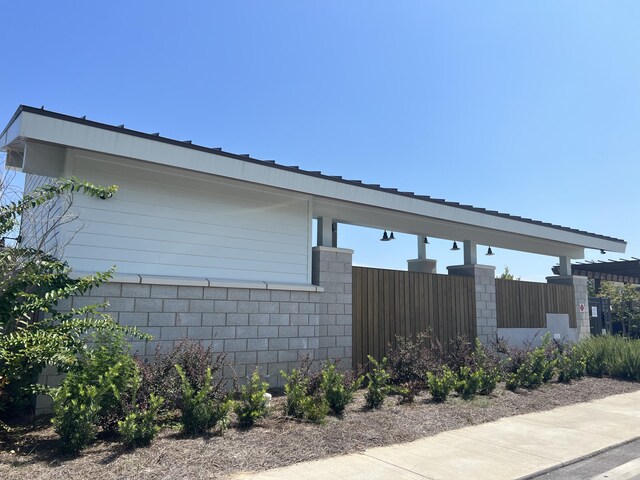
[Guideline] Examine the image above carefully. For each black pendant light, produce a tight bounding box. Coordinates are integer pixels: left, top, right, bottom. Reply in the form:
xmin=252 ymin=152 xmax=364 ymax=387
xmin=451 ymin=241 xmax=460 ymax=251
xmin=423 ymin=236 xmax=429 ymax=244
xmin=389 ymin=231 xmax=395 ymax=240
xmin=486 ymin=247 xmax=495 ymax=256
xmin=380 ymin=230 xmax=390 ymax=241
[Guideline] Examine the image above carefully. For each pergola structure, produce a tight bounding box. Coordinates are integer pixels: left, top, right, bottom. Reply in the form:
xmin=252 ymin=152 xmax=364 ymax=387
xmin=552 ymin=258 xmax=640 ymax=286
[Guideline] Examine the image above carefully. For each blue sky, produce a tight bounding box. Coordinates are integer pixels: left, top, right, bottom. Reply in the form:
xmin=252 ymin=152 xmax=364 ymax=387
xmin=1 ymin=1 xmax=639 ymax=281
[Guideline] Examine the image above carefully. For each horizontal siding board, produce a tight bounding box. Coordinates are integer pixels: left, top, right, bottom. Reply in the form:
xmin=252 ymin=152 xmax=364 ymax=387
xmin=71 ymin=226 xmax=308 ymax=255
xmin=63 ymin=154 xmax=311 ymax=282
xmin=69 ymin=232 xmax=307 ymax=264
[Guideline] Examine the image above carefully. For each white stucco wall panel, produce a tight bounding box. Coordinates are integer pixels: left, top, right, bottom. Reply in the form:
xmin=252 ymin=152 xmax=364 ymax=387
xmin=62 ymin=152 xmax=311 ymax=283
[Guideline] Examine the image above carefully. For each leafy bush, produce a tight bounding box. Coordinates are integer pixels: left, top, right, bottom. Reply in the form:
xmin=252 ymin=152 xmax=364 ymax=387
xmin=175 ymin=364 xmax=231 ymax=435
xmin=118 ymin=393 xmax=164 ymax=448
xmin=477 ymin=366 xmax=500 ymax=395
xmin=137 ymin=340 xmax=228 ymax=413
xmin=365 ymin=356 xmax=391 ymax=409
xmin=50 ymin=331 xmax=143 ymax=452
xmin=427 ymin=366 xmax=456 ymax=402
xmin=0 ymin=178 xmax=151 ymax=421
xmin=282 ymin=367 xmax=329 ymax=423
xmin=79 ymin=331 xmax=140 ymax=432
xmin=556 ymin=346 xmax=586 ymax=383
xmin=52 ymin=377 xmax=100 ymax=453
xmin=499 ymin=334 xmax=557 ymax=391
xmin=447 ymin=336 xmax=476 ymax=372
xmin=505 ymin=372 xmax=520 ymax=392
xmin=320 ymin=361 xmax=362 ymax=414
xmin=455 ymin=366 xmax=481 ymax=400
xmin=387 ymin=332 xmax=442 ymax=389
xmin=234 ymin=368 xmax=270 ymax=427
xmin=392 ymin=380 xmax=423 ymax=404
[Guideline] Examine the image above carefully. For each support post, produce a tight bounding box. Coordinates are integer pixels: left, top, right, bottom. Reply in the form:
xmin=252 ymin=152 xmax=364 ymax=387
xmin=408 ymin=235 xmax=437 ymax=273
xmin=464 ymin=240 xmax=477 ymax=265
xmin=317 ymin=217 xmax=337 ymax=247
xmin=312 ymin=246 xmax=353 ymax=368
xmin=447 ymin=263 xmax=497 ymax=346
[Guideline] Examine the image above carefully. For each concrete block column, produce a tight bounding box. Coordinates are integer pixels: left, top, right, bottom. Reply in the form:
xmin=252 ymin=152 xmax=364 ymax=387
xmin=447 ymin=264 xmax=497 ymax=346
xmin=546 ymin=275 xmax=590 ymax=340
xmin=312 ymin=246 xmax=353 ymax=368
xmin=407 ymin=259 xmax=437 ymax=274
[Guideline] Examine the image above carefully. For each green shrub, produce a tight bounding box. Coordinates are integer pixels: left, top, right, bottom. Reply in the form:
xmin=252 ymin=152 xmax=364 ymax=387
xmin=556 ymin=346 xmax=587 ymax=383
xmin=320 ymin=361 xmax=362 ymax=414
xmin=0 ymin=178 xmax=152 ymax=422
xmin=304 ymin=393 xmax=331 ymax=423
xmin=576 ymin=335 xmax=640 ymax=381
xmin=80 ymin=331 xmax=140 ymax=431
xmin=427 ymin=366 xmax=456 ymax=402
xmin=505 ymin=372 xmax=520 ymax=391
xmin=477 ymin=366 xmax=500 ymax=395
xmin=51 ymin=332 xmax=141 ymax=452
xmin=455 ymin=366 xmax=481 ymax=400
xmin=235 ymin=368 xmax=270 ymax=427
xmin=282 ymin=368 xmax=329 ymax=423
xmin=578 ymin=337 xmax=609 ymax=377
xmin=365 ymin=356 xmax=390 ymax=409
xmin=118 ymin=393 xmax=164 ymax=448
xmin=176 ymin=364 xmax=231 ymax=434
xmin=52 ymin=377 xmax=100 ymax=453
xmin=503 ymin=334 xmax=557 ymax=390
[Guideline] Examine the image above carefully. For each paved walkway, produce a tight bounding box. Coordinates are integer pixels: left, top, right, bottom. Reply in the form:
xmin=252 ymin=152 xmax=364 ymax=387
xmin=235 ymin=390 xmax=640 ymax=480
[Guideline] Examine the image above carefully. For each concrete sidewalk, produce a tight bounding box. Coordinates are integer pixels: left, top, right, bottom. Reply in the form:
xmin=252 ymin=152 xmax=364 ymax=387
xmin=235 ymin=390 xmax=640 ymax=480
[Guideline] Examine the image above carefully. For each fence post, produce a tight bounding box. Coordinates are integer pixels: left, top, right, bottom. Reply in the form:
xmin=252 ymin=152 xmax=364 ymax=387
xmin=447 ymin=264 xmax=497 ymax=345
xmin=546 ymin=274 xmax=589 ymax=340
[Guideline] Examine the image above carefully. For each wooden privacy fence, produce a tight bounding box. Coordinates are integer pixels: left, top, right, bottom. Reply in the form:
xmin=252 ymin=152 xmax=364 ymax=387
xmin=352 ymin=267 xmax=476 ymax=368
xmin=495 ymin=279 xmax=576 ymax=328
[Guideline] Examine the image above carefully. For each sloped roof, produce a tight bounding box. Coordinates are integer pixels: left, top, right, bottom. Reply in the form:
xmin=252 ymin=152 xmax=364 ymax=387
xmin=1 ymin=105 xmax=624 ymax=247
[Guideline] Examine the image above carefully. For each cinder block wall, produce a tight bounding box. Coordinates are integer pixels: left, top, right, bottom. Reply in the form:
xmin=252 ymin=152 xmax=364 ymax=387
xmin=36 ymin=247 xmax=353 ymax=414
xmin=447 ymin=264 xmax=497 ymax=345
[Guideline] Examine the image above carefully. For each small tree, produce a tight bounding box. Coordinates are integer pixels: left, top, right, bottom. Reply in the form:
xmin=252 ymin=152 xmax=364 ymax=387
xmin=0 ymin=177 xmax=149 ymax=420
xmin=499 ymin=266 xmax=520 ymax=281
xmin=597 ymin=281 xmax=640 ymax=338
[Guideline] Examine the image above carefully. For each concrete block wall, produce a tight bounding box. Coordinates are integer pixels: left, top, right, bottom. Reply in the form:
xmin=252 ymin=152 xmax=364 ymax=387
xmin=312 ymin=247 xmax=353 ymax=366
xmin=36 ymin=247 xmax=354 ymax=414
xmin=447 ymin=264 xmax=497 ymax=345
xmin=547 ymin=275 xmax=590 ymax=340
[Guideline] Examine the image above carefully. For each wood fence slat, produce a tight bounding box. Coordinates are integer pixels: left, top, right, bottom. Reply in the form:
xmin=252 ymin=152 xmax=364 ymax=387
xmin=495 ymin=278 xmax=576 ymax=329
xmin=352 ymin=267 xmax=476 ymax=366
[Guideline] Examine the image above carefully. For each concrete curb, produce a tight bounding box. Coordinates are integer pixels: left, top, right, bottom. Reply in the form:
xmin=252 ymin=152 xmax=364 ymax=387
xmin=517 ymin=436 xmax=640 ymax=480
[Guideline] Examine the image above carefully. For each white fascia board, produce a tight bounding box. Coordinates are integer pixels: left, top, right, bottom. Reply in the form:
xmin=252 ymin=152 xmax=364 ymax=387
xmin=16 ymin=111 xmax=625 ymax=256
xmin=0 ymin=113 xmax=23 ymax=153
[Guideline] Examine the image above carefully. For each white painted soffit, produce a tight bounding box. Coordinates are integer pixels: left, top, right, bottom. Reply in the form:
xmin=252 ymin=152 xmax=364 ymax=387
xmin=1 ymin=108 xmax=626 ymax=257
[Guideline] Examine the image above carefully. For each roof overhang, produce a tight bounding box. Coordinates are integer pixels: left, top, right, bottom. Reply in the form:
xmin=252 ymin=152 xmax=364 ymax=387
xmin=1 ymin=105 xmax=627 ymax=259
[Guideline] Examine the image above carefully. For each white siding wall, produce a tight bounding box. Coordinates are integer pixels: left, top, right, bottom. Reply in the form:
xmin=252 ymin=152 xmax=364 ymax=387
xmin=20 ymin=173 xmax=65 ymax=257
xmin=62 ymin=151 xmax=312 ymax=284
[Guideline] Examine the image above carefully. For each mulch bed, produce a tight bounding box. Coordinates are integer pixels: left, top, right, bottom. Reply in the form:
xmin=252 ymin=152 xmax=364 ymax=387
xmin=1 ymin=377 xmax=639 ymax=480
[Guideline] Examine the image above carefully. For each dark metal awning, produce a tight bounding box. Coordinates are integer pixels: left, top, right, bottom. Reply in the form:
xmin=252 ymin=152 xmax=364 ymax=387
xmin=552 ymin=258 xmax=640 ymax=284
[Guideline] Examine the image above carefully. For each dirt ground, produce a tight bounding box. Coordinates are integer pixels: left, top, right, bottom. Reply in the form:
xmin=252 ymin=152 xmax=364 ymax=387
xmin=2 ymin=377 xmax=639 ymax=480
